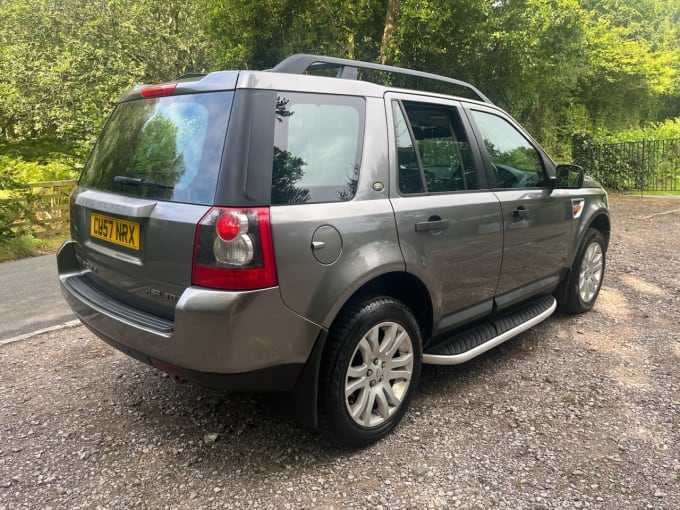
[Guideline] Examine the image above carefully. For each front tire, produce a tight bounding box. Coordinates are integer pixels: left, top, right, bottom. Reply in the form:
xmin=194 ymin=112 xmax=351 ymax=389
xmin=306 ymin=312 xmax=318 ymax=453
xmin=318 ymin=297 xmax=422 ymax=448
xmin=563 ymin=228 xmax=606 ymax=314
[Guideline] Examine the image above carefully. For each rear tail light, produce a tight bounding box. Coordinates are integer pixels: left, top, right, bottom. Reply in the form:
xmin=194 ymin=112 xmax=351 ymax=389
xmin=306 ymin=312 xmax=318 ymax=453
xmin=192 ymin=207 xmax=277 ymax=290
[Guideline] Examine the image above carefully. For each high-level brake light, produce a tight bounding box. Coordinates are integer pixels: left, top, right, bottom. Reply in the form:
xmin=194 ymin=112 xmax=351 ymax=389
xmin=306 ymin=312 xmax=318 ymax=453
xmin=140 ymin=83 xmax=177 ymax=98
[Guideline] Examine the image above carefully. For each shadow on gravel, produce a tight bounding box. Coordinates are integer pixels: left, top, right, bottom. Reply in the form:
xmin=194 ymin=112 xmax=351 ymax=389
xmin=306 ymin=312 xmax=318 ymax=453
xmin=93 ymin=360 xmax=359 ymax=467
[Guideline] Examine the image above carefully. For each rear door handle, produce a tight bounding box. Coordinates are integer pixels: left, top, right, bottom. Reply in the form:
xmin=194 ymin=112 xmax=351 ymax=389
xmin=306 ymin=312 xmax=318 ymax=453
xmin=415 ymin=219 xmax=450 ymax=232
xmin=513 ymin=207 xmax=529 ymax=220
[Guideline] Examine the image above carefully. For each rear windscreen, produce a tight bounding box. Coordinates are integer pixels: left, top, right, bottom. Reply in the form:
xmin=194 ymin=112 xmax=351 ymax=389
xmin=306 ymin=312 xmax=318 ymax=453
xmin=79 ymin=91 xmax=233 ymax=205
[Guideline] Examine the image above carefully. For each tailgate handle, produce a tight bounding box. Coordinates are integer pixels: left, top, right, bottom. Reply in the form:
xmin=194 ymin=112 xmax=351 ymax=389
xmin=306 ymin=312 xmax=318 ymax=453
xmin=415 ymin=218 xmax=450 ymax=232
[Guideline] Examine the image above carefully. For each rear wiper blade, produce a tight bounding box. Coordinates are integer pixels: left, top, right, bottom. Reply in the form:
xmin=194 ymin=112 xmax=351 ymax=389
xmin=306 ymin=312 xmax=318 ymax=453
xmin=113 ymin=175 xmax=174 ymax=189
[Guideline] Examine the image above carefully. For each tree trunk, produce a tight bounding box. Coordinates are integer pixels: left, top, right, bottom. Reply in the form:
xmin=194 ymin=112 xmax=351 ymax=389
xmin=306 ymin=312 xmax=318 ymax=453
xmin=379 ymin=0 xmax=398 ymax=65
xmin=347 ymin=32 xmax=355 ymax=59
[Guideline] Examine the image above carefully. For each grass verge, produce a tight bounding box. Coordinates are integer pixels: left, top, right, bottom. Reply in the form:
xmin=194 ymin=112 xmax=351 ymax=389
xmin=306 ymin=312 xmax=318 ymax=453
xmin=0 ymin=233 xmax=69 ymax=262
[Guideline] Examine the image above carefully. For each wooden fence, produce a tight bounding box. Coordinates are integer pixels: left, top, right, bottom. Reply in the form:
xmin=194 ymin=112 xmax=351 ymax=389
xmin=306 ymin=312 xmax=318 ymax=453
xmin=4 ymin=179 xmax=77 ymax=238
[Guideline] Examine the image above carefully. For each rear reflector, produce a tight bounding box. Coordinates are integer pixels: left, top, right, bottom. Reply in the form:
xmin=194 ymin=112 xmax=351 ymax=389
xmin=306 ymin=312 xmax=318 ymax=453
xmin=140 ymin=83 xmax=178 ymax=98
xmin=150 ymin=358 xmax=182 ymax=376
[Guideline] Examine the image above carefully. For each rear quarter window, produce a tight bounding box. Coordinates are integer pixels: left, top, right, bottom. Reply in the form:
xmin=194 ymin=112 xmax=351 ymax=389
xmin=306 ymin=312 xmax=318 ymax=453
xmin=79 ymin=91 xmax=233 ymax=205
xmin=272 ymin=93 xmax=365 ymax=204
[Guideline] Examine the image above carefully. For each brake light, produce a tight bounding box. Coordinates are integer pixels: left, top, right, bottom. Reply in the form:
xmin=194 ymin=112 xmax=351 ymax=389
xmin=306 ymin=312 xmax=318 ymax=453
xmin=140 ymin=83 xmax=177 ymax=98
xmin=192 ymin=207 xmax=277 ymax=290
xmin=216 ymin=211 xmax=247 ymax=242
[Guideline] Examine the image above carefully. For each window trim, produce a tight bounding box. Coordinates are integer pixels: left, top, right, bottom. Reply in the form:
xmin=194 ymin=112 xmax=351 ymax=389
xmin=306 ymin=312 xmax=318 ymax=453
xmin=392 ymin=100 xmax=427 ymax=195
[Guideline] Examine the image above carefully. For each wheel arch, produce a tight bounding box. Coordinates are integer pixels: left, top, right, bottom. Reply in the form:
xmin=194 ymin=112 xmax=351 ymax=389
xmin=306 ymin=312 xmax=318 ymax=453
xmin=327 ymin=271 xmax=433 ymax=341
xmin=570 ymin=209 xmax=610 ymax=267
xmin=284 ymin=271 xmax=433 ymax=429
xmin=555 ymin=212 xmax=610 ymax=306
xmin=588 ymin=212 xmax=611 ymax=250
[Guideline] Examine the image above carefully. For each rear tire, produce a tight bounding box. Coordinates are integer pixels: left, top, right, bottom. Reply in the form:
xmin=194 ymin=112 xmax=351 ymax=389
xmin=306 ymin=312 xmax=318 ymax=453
xmin=318 ymin=296 xmax=422 ymax=448
xmin=563 ymin=228 xmax=606 ymax=314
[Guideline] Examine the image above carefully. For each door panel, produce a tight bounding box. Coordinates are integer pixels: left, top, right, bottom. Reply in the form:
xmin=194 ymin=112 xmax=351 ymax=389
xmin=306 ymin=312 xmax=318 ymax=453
xmin=466 ymin=108 xmax=573 ymax=307
xmin=493 ymin=189 xmax=573 ymax=306
xmin=387 ymin=96 xmax=503 ymax=333
xmin=391 ymin=194 xmax=503 ymax=331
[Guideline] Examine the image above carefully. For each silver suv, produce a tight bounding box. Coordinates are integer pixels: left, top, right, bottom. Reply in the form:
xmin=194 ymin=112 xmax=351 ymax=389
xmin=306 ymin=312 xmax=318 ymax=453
xmin=58 ymin=54 xmax=610 ymax=447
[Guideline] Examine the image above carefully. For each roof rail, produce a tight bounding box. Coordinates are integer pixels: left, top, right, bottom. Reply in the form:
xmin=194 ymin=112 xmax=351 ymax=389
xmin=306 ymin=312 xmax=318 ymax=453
xmin=272 ymin=54 xmax=493 ymax=105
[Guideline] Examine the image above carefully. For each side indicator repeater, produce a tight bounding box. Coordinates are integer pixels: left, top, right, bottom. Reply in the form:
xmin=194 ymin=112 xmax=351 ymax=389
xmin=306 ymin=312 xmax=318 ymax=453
xmin=572 ymin=198 xmax=585 ymax=219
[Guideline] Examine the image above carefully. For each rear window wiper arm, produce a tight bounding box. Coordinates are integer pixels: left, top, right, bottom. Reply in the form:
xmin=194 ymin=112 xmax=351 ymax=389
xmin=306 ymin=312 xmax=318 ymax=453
xmin=113 ymin=175 xmax=174 ymax=189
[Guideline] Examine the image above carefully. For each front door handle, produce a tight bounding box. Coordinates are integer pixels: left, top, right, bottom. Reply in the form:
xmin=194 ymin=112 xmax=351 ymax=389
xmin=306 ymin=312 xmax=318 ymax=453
xmin=415 ymin=218 xmax=450 ymax=232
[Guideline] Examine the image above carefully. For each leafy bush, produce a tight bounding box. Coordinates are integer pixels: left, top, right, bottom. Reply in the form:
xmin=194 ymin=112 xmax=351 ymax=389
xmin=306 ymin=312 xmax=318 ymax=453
xmin=0 ymin=146 xmax=80 ymax=184
xmin=0 ymin=232 xmax=41 ymax=260
xmin=593 ymin=118 xmax=680 ymax=144
xmin=0 ymin=170 xmax=38 ymax=241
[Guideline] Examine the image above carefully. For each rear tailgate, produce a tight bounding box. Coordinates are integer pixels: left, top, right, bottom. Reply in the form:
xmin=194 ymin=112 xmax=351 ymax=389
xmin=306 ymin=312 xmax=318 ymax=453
xmin=70 ymin=188 xmax=208 ymax=319
xmin=68 ymin=87 xmax=235 ymax=319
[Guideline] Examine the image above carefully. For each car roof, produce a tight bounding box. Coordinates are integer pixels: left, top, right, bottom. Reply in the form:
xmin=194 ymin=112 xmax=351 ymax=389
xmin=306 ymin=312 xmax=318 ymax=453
xmin=119 ymin=54 xmax=494 ymax=107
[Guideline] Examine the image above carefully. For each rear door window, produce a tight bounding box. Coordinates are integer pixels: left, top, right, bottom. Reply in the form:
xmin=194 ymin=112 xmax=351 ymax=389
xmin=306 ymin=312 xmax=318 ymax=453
xmin=394 ymin=100 xmax=480 ymax=194
xmin=272 ymin=93 xmax=365 ymax=204
xmin=79 ymin=91 xmax=233 ymax=205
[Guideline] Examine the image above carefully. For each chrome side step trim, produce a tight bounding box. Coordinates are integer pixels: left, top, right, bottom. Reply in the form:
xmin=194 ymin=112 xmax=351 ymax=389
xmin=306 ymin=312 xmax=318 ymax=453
xmin=422 ymin=297 xmax=556 ymax=366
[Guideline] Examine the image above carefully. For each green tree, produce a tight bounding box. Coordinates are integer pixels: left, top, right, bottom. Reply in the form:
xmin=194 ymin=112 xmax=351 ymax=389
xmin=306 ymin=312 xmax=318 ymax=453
xmin=203 ymin=0 xmax=392 ymax=69
xmin=1 ymin=0 xmax=680 ymax=165
xmin=0 ymin=0 xmax=209 ymax=152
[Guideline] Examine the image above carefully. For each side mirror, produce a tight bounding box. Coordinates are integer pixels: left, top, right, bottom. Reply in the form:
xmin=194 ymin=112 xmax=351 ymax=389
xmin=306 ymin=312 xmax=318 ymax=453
xmin=555 ymin=164 xmax=584 ymax=189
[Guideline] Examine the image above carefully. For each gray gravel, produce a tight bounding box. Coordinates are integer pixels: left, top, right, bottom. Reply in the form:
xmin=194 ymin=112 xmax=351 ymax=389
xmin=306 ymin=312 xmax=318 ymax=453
xmin=1 ymin=194 xmax=679 ymax=509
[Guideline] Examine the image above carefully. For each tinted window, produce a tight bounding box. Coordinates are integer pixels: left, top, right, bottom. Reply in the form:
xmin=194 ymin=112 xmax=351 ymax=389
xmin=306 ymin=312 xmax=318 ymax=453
xmin=470 ymin=110 xmax=546 ymax=189
xmin=79 ymin=92 xmax=233 ymax=205
xmin=394 ymin=100 xmax=479 ymax=194
xmin=393 ymin=102 xmax=424 ymax=194
xmin=272 ymin=94 xmax=365 ymax=204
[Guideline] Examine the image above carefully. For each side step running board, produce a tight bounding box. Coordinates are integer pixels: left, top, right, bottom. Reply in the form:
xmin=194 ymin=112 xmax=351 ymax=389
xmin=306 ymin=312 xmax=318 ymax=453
xmin=423 ymin=296 xmax=556 ymax=365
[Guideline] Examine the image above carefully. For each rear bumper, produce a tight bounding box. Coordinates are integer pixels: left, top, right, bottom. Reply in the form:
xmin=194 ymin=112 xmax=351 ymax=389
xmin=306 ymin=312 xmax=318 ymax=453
xmin=57 ymin=241 xmax=323 ymax=391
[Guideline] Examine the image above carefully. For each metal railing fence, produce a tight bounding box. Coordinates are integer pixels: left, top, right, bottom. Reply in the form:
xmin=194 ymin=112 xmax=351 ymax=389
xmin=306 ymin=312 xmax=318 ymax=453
xmin=573 ymin=138 xmax=680 ymax=193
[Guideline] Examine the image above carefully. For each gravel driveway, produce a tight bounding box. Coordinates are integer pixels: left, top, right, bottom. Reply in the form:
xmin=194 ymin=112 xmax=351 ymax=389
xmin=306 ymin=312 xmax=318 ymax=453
xmin=1 ymin=195 xmax=679 ymax=509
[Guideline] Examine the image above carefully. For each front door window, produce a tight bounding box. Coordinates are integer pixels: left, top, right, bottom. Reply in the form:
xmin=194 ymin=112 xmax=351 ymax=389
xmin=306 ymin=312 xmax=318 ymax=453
xmin=470 ymin=110 xmax=547 ymax=189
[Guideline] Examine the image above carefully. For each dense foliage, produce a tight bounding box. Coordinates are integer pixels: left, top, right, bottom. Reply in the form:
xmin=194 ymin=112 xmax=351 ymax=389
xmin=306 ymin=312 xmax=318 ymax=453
xmin=0 ymin=169 xmax=36 ymax=238
xmin=1 ymin=0 xmax=679 ymax=164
